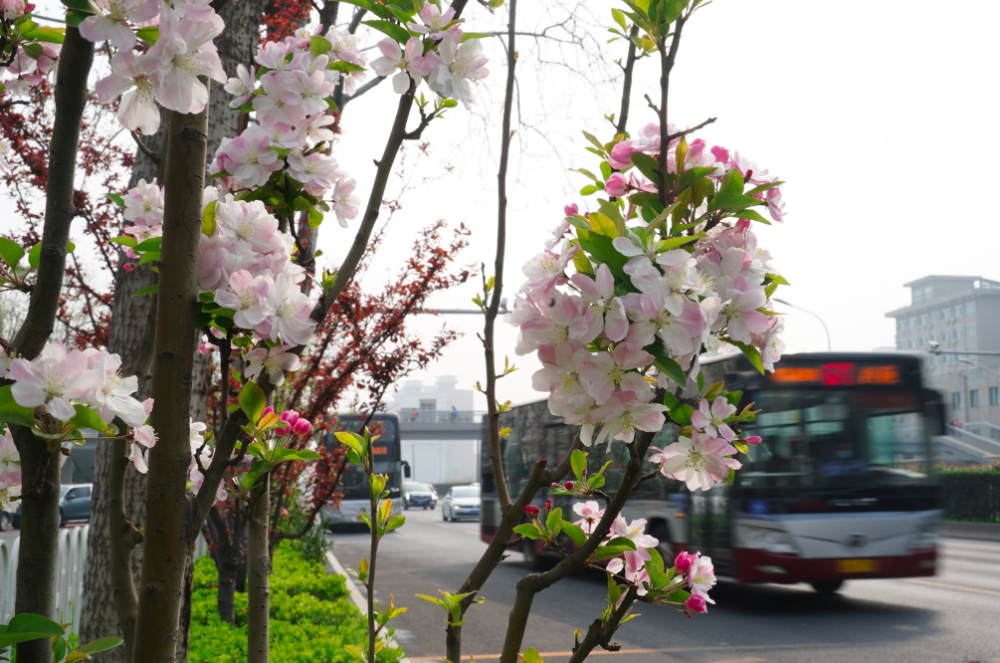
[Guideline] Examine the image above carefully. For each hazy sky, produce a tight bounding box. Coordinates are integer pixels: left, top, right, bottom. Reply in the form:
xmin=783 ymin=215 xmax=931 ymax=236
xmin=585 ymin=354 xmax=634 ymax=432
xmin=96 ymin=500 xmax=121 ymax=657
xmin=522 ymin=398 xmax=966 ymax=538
xmin=9 ymin=1 xmax=1000 ymax=412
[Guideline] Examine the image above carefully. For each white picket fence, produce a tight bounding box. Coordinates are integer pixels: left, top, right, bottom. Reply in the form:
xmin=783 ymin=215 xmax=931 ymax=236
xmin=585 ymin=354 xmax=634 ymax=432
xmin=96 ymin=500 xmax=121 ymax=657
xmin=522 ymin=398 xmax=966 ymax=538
xmin=0 ymin=526 xmax=209 ymax=633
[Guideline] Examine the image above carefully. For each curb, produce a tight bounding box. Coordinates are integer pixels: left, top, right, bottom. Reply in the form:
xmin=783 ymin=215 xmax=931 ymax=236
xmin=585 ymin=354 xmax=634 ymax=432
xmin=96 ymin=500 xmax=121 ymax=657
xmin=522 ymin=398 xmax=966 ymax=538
xmin=326 ymin=549 xmax=411 ymax=663
xmin=942 ymin=521 xmax=1000 ymax=543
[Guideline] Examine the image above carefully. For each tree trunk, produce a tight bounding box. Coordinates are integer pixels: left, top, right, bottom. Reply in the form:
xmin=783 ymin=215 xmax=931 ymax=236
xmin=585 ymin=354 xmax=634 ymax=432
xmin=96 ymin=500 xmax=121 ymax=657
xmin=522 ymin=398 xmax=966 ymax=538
xmin=130 ymin=99 xmax=209 ymax=663
xmin=11 ymin=433 xmax=60 ymax=663
xmin=247 ymin=475 xmax=271 ymax=663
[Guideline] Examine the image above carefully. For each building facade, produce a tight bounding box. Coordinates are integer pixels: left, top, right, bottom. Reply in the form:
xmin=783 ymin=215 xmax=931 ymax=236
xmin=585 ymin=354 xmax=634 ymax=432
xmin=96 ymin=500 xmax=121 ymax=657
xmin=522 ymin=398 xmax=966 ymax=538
xmin=886 ymin=275 xmax=1000 ymax=437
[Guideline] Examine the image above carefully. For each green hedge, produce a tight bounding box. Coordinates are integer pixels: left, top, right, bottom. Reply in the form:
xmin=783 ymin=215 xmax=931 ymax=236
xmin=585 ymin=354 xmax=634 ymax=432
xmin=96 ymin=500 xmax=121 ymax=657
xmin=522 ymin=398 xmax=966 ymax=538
xmin=190 ymin=549 xmax=404 ymax=663
xmin=940 ymin=467 xmax=1000 ymax=523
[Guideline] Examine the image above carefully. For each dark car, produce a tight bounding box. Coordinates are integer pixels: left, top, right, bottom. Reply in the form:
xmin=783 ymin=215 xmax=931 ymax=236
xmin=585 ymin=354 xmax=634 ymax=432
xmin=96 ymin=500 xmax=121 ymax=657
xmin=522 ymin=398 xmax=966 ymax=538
xmin=59 ymin=484 xmax=92 ymax=526
xmin=403 ymin=481 xmax=437 ymax=510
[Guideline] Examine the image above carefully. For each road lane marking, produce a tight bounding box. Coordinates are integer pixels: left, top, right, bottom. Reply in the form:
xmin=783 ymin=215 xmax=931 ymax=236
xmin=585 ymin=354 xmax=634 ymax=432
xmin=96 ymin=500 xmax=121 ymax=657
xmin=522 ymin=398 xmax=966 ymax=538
xmin=903 ymin=578 xmax=1000 ymax=597
xmin=409 ymin=642 xmax=845 ymax=661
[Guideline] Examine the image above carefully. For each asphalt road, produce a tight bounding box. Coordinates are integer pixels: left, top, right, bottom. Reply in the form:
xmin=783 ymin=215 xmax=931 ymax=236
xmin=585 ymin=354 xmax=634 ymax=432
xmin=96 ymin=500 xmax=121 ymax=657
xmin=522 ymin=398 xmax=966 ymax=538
xmin=327 ymin=506 xmax=1000 ymax=663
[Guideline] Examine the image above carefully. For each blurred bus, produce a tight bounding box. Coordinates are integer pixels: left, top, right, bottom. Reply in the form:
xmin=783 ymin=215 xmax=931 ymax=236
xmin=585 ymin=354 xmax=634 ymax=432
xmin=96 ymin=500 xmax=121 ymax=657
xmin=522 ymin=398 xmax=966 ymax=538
xmin=320 ymin=412 xmax=409 ymax=528
xmin=481 ymin=352 xmax=944 ymax=593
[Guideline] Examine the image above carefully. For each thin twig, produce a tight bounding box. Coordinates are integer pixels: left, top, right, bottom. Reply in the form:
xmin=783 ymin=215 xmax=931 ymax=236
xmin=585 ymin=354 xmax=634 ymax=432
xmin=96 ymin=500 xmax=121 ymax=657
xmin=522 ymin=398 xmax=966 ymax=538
xmin=130 ymin=131 xmax=160 ymax=165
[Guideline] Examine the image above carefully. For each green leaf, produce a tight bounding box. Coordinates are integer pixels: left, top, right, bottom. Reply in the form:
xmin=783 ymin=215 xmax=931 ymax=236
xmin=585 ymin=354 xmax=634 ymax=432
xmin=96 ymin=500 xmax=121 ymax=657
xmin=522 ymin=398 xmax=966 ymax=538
xmin=546 ymin=507 xmax=562 ymax=534
xmin=0 ymin=385 xmax=36 ymax=429
xmin=65 ymin=9 xmax=91 ymax=26
xmin=579 ymin=183 xmax=602 ymax=196
xmin=133 ymin=237 xmax=161 ymax=252
xmin=744 ymin=180 xmax=784 ymax=197
xmin=734 ymin=441 xmax=748 ymax=454
xmin=362 ymin=19 xmax=411 ymax=44
xmin=384 ymin=515 xmax=406 ymax=532
xmin=728 ymin=339 xmax=765 ymax=374
xmin=23 ymin=26 xmax=65 ymax=44
xmin=77 ymin=637 xmax=124 ymax=655
xmin=587 ymin=474 xmax=606 ymax=489
xmin=629 ymin=152 xmax=660 ymax=183
xmin=570 ymin=448 xmax=588 ymax=481
xmin=133 ymin=284 xmax=158 ymax=298
xmin=663 ymin=391 xmax=680 ymax=409
xmin=734 ymin=208 xmax=771 ymax=225
xmin=656 ymin=235 xmax=699 ymax=251
xmin=138 ymin=251 xmax=160 ymax=265
xmin=513 ymin=523 xmax=542 ymax=539
xmin=310 ymin=35 xmax=332 ymax=56
xmin=0 ymin=633 xmax=54 ymax=649
xmin=21 ymin=43 xmax=44 ymax=60
xmin=0 ymin=238 xmax=25 ymax=269
xmin=520 ymin=647 xmax=544 ymax=663
xmin=654 ymin=355 xmax=687 ymax=388
xmin=707 ymin=193 xmax=765 ymax=214
xmin=577 ymin=232 xmax=630 ymax=284
xmin=7 ymin=614 xmax=63 ymax=637
xmin=238 ymin=380 xmax=267 ymax=424
xmin=307 ymin=206 xmax=323 ymax=229
xmin=459 ymin=32 xmax=494 ymax=42
xmin=202 ymin=199 xmax=218 ymax=236
xmin=135 ymin=25 xmax=159 ymax=44
xmin=69 ymin=405 xmax=116 ymax=434
xmin=331 ymin=60 xmax=366 ymax=73
xmin=110 ymin=236 xmax=136 ymax=248
xmin=612 ymin=7 xmax=628 ymax=31
xmin=676 ymin=166 xmax=717 ymax=191
xmin=605 ymin=536 xmax=637 ymax=551
xmin=561 ymin=520 xmax=586 ymax=547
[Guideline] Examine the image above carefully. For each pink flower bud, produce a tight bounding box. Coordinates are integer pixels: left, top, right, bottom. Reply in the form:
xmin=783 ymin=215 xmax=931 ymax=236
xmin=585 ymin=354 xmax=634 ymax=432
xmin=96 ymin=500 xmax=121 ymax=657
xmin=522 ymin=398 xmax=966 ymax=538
xmin=550 ymin=482 xmax=559 ymax=488
xmin=685 ymin=594 xmax=708 ymax=613
xmin=744 ymin=436 xmax=762 ymax=446
xmin=674 ymin=551 xmax=697 ymax=575
xmin=582 ymin=468 xmax=587 ymax=476
xmin=123 ymin=262 xmax=135 ymax=272
xmin=524 ymin=505 xmax=539 ymax=518
xmin=604 ymin=172 xmax=628 ymax=198
xmin=25 ymin=3 xmax=36 ymax=13
xmin=274 ymin=425 xmax=291 ymax=437
xmin=262 ymin=406 xmax=276 ymax=418
xmin=197 ymin=343 xmax=213 ymax=356
xmin=292 ymin=418 xmax=313 ymax=436
xmin=279 ymin=409 xmax=300 ymax=426
xmin=209 ymin=326 xmax=225 ymax=339
xmin=543 ymin=499 xmax=553 ymax=512
xmin=563 ymin=481 xmax=574 ymax=490
xmin=609 ymin=141 xmax=634 ymax=168
xmin=564 ymin=203 xmax=579 ymax=217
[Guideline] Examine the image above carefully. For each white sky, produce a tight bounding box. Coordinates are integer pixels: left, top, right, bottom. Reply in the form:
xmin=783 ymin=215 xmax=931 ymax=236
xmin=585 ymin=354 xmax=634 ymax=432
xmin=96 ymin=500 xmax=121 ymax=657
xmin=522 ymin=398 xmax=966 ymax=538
xmin=9 ymin=0 xmax=1000 ymax=412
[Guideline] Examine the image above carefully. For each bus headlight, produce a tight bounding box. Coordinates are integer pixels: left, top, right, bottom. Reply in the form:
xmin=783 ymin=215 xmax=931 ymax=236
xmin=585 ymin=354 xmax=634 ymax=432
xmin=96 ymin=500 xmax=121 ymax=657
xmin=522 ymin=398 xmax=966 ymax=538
xmin=910 ymin=523 xmax=938 ymax=551
xmin=737 ymin=525 xmax=799 ymax=555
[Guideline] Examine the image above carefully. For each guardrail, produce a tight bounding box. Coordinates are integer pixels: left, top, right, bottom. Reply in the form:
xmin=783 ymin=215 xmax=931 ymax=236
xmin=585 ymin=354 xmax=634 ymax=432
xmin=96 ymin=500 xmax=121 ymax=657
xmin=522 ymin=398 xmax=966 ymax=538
xmin=945 ymin=424 xmax=1000 ymax=458
xmin=0 ymin=526 xmax=209 ymax=631
xmin=398 ymin=410 xmax=483 ymax=425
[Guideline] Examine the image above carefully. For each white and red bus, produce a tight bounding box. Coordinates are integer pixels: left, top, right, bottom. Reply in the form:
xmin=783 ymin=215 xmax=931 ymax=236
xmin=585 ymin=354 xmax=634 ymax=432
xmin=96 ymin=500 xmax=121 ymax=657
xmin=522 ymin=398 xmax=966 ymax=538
xmin=481 ymin=352 xmax=944 ymax=593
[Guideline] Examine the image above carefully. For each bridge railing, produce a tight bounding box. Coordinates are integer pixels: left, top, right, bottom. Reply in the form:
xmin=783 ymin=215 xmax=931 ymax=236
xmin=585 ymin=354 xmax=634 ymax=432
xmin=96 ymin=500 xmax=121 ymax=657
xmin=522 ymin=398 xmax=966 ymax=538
xmin=398 ymin=410 xmax=483 ymax=425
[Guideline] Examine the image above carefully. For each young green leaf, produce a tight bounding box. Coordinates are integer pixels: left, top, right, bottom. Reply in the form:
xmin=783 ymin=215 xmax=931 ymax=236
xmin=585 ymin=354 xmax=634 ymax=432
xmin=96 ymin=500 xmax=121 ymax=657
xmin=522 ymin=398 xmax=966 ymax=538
xmin=238 ymin=380 xmax=267 ymax=424
xmin=0 ymin=238 xmax=25 ymax=269
xmin=570 ymin=448 xmax=588 ymax=481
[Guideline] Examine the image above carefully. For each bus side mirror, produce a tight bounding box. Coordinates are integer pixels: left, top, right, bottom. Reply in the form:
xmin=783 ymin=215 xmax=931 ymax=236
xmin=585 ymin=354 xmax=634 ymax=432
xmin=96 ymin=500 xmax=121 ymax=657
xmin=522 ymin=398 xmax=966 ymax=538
xmin=402 ymin=460 xmax=411 ymax=478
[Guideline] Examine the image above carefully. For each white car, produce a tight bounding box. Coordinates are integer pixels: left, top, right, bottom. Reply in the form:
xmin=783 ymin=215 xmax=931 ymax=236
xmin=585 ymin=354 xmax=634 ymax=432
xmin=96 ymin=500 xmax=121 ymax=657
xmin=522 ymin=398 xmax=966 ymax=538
xmin=442 ymin=485 xmax=480 ymax=522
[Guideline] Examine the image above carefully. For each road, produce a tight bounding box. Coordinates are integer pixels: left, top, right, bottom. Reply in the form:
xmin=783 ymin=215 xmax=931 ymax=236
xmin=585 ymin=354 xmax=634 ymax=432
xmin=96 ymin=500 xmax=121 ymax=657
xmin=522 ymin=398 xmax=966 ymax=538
xmin=328 ymin=507 xmax=1000 ymax=663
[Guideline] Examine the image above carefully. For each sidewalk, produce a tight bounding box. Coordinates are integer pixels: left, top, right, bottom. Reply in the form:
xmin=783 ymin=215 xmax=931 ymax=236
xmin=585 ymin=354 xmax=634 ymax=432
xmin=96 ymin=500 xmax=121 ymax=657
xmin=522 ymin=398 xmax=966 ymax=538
xmin=942 ymin=521 xmax=1000 ymax=542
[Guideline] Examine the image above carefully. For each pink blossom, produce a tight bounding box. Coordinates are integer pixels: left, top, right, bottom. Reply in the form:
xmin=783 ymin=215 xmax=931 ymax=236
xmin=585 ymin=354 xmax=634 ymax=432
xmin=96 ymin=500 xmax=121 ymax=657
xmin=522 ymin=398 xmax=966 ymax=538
xmin=84 ymin=348 xmax=149 ymax=426
xmin=123 ymin=178 xmax=163 ymax=224
xmin=148 ymin=7 xmax=226 ymax=114
xmin=292 ymin=418 xmax=313 ymax=436
xmin=564 ymin=203 xmax=579 ymax=217
xmin=744 ymin=436 xmax=762 ymax=446
xmin=288 ymin=69 xmax=335 ymax=116
xmin=571 ymin=264 xmax=628 ymax=342
xmin=1 ymin=0 xmax=27 ymax=19
xmin=517 ymin=294 xmax=600 ymax=356
xmin=687 ymin=553 xmax=717 ymax=602
xmin=649 ymin=433 xmax=741 ymax=491
xmin=224 ymin=63 xmax=256 ymax=108
xmin=674 ymin=551 xmax=697 ymax=575
xmin=690 ymin=398 xmax=737 ymax=441
xmin=371 ymin=37 xmax=431 ymax=94
xmin=425 ymin=30 xmax=489 ymax=108
xmin=214 ymin=269 xmax=273 ymax=331
xmin=723 ymin=286 xmax=769 ymax=344
xmin=685 ymin=594 xmax=708 ymax=613
xmin=604 ymin=173 xmax=628 ymax=197
xmin=224 ymin=125 xmax=282 ymax=187
xmin=330 ymin=177 xmax=359 ymax=227
xmin=582 ymin=390 xmax=665 ymax=449
xmin=572 ymin=500 xmax=604 ymax=535
xmin=244 ymin=344 xmax=301 ymax=386
xmin=408 ymin=3 xmax=457 ymax=40
xmin=79 ymin=0 xmax=158 ymax=50
xmin=580 ymin=344 xmax=653 ymax=406
xmin=286 ymin=151 xmax=340 ymax=191
xmin=0 ymin=429 xmax=21 ymax=488
xmin=215 ymin=198 xmax=284 ymax=255
xmin=128 ymin=424 xmax=157 ymax=474
xmin=9 ymin=342 xmax=103 ymax=421
xmin=520 ymin=241 xmax=578 ymax=296
xmin=264 ymin=274 xmax=317 ymax=345
xmin=95 ymin=50 xmax=161 ymax=135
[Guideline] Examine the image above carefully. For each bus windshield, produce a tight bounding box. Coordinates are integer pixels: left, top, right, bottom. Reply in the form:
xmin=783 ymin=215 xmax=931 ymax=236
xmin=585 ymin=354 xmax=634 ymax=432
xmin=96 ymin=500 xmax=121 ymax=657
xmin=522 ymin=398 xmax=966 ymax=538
xmin=742 ymin=389 xmax=932 ymax=491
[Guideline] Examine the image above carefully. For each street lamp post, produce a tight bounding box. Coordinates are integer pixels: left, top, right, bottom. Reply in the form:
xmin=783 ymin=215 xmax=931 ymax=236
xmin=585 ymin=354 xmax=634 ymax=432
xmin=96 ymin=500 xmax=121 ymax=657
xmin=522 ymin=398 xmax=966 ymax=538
xmin=773 ymin=298 xmax=831 ymax=351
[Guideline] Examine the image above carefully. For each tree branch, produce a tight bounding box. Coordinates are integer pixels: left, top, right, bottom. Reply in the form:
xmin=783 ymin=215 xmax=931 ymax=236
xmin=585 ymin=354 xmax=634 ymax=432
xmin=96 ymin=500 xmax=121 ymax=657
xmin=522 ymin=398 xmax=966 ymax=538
xmin=615 ymin=26 xmax=639 ymax=136
xmin=130 ymin=131 xmax=160 ymax=165
xmin=568 ymin=586 xmax=639 ymax=663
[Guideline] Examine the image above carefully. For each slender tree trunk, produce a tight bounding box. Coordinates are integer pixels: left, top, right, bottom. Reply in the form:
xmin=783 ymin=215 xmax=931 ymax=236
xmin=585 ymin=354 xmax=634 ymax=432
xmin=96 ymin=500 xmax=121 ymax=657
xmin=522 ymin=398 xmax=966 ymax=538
xmin=108 ymin=438 xmax=143 ymax=663
xmin=11 ymin=433 xmax=60 ymax=663
xmin=130 ymin=96 xmax=210 ymax=663
xmin=247 ymin=474 xmax=271 ymax=663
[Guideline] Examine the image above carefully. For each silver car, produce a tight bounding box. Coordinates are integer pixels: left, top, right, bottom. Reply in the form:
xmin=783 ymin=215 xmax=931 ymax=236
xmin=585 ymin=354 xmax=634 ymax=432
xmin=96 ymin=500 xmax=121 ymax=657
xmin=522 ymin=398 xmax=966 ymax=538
xmin=442 ymin=485 xmax=480 ymax=522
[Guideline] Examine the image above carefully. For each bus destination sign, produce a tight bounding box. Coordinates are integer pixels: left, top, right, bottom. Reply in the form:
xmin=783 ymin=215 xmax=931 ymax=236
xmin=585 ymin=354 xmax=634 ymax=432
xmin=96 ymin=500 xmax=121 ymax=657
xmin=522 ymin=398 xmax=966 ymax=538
xmin=770 ymin=363 xmax=901 ymax=386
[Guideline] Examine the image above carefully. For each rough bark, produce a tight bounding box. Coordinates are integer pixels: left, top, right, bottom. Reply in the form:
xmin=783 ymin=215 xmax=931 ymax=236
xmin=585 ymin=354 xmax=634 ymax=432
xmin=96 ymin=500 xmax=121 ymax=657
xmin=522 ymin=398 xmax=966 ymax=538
xmin=247 ymin=475 xmax=271 ymax=663
xmin=130 ymin=97 xmax=210 ymax=663
xmin=108 ymin=438 xmax=143 ymax=662
xmin=9 ymin=26 xmax=94 ymax=663
xmin=11 ymin=431 xmax=61 ymax=663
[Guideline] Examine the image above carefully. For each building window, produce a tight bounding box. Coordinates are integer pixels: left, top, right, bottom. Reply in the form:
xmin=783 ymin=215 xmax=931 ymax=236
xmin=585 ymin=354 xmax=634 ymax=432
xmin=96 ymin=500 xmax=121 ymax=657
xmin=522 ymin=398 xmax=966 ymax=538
xmin=992 ymin=428 xmax=1000 ymax=441
xmin=942 ymin=330 xmax=950 ymax=342
xmin=924 ymin=286 xmax=933 ymax=300
xmin=931 ymin=310 xmax=939 ymax=322
xmin=943 ymin=307 xmax=951 ymax=320
xmin=954 ymin=305 xmax=962 ymax=318
xmin=956 ymin=327 xmax=964 ymax=339
xmin=920 ymin=314 xmax=928 ymax=326
xmin=952 ymin=392 xmax=961 ymax=410
xmin=966 ymin=324 xmax=975 ymax=337
xmin=971 ymin=390 xmax=980 ymax=408
xmin=966 ymin=301 xmax=976 ymax=315
xmin=990 ymin=387 xmax=998 ymax=406
xmin=419 ymin=399 xmax=436 ymax=411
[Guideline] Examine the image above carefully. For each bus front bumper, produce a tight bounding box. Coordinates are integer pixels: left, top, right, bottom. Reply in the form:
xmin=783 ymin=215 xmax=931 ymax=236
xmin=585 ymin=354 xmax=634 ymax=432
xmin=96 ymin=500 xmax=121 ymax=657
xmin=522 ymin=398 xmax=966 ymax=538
xmin=735 ymin=547 xmax=937 ymax=584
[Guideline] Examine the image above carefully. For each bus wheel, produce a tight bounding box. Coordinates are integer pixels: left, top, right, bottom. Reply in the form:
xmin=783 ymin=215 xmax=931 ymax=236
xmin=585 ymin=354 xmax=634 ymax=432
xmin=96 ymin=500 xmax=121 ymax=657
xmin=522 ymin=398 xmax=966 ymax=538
xmin=521 ymin=539 xmax=545 ymax=571
xmin=810 ymin=580 xmax=844 ymax=595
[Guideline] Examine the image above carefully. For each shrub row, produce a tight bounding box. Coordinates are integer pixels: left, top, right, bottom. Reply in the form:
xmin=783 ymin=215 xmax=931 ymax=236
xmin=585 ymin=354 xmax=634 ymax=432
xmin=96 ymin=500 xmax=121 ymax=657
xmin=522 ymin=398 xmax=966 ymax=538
xmin=940 ymin=466 xmax=1000 ymax=523
xmin=190 ymin=548 xmax=404 ymax=663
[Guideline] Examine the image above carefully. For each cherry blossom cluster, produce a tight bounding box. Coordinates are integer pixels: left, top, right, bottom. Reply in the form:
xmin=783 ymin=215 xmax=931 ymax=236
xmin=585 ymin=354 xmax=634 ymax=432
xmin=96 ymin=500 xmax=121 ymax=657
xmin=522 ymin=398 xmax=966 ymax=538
xmin=0 ymin=428 xmax=21 ymax=509
xmin=211 ymin=24 xmax=363 ymax=225
xmin=509 ymin=123 xmax=787 ymax=494
xmin=4 ymin=342 xmax=155 ymax=472
xmin=370 ymin=4 xmax=490 ymax=107
xmin=86 ymin=0 xmax=228 ymax=134
xmin=0 ymin=0 xmax=62 ymax=96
